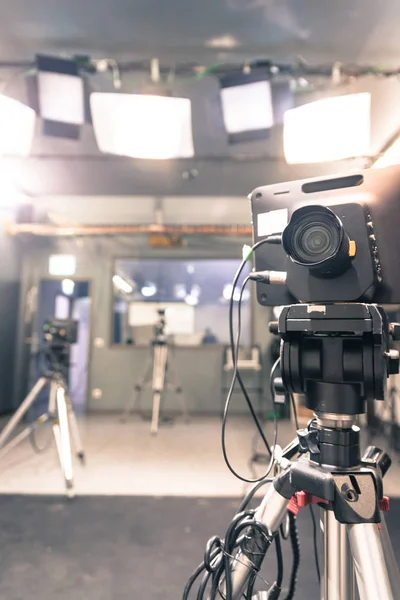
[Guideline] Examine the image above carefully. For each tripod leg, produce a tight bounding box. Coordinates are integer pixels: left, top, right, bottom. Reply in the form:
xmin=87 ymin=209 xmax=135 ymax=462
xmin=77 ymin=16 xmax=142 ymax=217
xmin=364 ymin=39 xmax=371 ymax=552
xmin=152 ymin=345 xmax=167 ymax=391
xmin=166 ymin=353 xmax=189 ymax=423
xmin=121 ymin=357 xmax=153 ymax=421
xmin=0 ymin=414 xmax=51 ymax=459
xmin=151 ymin=392 xmax=161 ymax=436
xmin=48 ymin=378 xmax=57 ymax=415
xmin=347 ymin=523 xmax=394 ymax=600
xmin=178 ymin=388 xmax=190 ymax=424
xmin=0 ymin=377 xmax=48 ymax=449
xmin=227 ymin=483 xmax=290 ymax=600
xmin=65 ymin=394 xmax=85 ymax=464
xmin=379 ymin=513 xmax=400 ymax=594
xmin=150 ymin=346 xmax=167 ymax=435
xmin=323 ymin=510 xmax=355 ymax=600
xmin=53 ymin=384 xmax=74 ymax=497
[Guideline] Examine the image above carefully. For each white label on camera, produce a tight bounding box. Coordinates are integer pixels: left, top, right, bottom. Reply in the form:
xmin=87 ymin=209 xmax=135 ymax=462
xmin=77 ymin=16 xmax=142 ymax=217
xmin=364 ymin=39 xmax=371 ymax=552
xmin=274 ymin=394 xmax=286 ymax=405
xmin=307 ymin=305 xmax=326 ymax=314
xmin=257 ymin=208 xmax=288 ymax=236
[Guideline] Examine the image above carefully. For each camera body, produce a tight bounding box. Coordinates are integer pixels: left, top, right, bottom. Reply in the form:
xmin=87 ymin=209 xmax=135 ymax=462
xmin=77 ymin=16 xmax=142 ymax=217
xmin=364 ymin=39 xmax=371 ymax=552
xmin=153 ymin=308 xmax=167 ymax=342
xmin=43 ymin=319 xmax=78 ymax=347
xmin=282 ymin=202 xmax=377 ymax=303
xmin=250 ymin=166 xmax=400 ymax=306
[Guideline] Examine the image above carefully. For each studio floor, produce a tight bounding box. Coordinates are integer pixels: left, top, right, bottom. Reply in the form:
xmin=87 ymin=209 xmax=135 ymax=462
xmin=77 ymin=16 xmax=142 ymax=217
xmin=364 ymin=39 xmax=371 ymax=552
xmin=0 ymin=414 xmax=399 ymax=498
xmin=0 ymin=415 xmax=399 ymax=599
xmin=0 ymin=414 xmax=279 ymax=497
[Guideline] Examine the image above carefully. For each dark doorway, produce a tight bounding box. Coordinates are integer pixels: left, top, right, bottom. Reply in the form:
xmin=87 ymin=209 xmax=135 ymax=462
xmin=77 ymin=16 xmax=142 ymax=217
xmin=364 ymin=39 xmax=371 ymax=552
xmin=28 ymin=279 xmax=91 ymax=415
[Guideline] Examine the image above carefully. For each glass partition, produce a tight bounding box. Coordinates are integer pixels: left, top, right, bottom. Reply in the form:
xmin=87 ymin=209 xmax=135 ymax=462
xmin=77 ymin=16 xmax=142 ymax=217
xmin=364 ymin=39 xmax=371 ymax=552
xmin=112 ymin=258 xmax=251 ymax=346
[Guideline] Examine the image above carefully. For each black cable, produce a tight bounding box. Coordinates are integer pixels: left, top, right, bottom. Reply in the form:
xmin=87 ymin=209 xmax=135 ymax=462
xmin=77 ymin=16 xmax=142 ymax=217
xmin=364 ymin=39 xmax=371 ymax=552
xmin=290 ymin=393 xmax=299 ymax=431
xmin=248 ymin=356 xmax=281 ymax=479
xmin=223 ymin=511 xmax=255 ymax=554
xmin=201 ymin=513 xmax=267 ymax=599
xmin=283 ymin=513 xmax=300 ymax=600
xmin=275 ymin=533 xmax=284 ymax=590
xmin=227 ymin=253 xmax=272 ymax=457
xmin=28 ymin=344 xmax=71 ymax=455
xmin=248 ymin=355 xmax=282 ymax=479
xmin=229 ymin=240 xmax=275 ymax=445
xmin=309 ymin=504 xmax=321 ymax=584
xmin=202 ymin=479 xmax=272 ymax=599
xmin=204 ymin=536 xmax=224 ymax=573
xmin=184 ymin=506 xmax=279 ymax=599
xmin=183 ymin=553 xmax=218 ymax=600
xmin=214 ymin=516 xmax=256 ymax=600
xmin=227 ymin=520 xmax=272 ymax=599
xmin=27 ymin=347 xmax=52 ymax=455
xmin=204 ymin=511 xmax=255 ymax=600
xmin=185 ymin=237 xmax=284 ymax=597
xmin=238 ymin=477 xmax=273 ymax=513
xmin=279 ymin=515 xmax=290 ymax=541
xmin=245 ymin=572 xmax=258 ymax=600
xmin=222 ymin=247 xmax=276 ymax=482
xmin=268 ymin=357 xmax=280 ymax=470
xmin=29 ymin=423 xmax=53 ymax=455
xmin=197 ymin=571 xmax=212 ymax=600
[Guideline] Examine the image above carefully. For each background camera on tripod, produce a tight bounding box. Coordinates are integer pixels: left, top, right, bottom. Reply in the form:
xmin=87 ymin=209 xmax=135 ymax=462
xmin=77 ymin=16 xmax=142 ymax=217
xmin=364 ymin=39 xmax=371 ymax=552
xmin=43 ymin=318 xmax=78 ymax=346
xmin=42 ymin=318 xmax=79 ymax=373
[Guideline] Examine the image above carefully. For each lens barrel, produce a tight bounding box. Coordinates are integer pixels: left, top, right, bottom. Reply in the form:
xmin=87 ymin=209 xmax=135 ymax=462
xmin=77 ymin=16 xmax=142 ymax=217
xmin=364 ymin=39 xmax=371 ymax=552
xmin=282 ymin=206 xmax=351 ymax=277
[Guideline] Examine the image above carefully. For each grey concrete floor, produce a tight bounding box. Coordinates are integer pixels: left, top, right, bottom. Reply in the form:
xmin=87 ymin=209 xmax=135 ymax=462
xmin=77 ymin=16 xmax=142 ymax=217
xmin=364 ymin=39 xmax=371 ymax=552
xmin=0 ymin=414 xmax=399 ymax=498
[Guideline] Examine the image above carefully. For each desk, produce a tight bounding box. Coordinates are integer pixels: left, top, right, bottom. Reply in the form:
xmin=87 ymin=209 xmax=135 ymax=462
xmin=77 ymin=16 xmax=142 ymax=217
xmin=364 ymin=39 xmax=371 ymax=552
xmin=89 ymin=344 xmax=257 ymax=414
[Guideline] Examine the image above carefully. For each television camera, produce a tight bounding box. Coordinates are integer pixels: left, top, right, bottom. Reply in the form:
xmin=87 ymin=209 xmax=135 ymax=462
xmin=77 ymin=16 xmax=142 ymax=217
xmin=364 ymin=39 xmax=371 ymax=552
xmin=42 ymin=318 xmax=78 ymax=372
xmin=250 ymin=165 xmax=400 ymax=306
xmin=43 ymin=318 xmax=78 ymax=347
xmin=153 ymin=308 xmax=167 ymax=343
xmin=185 ymin=165 xmax=400 ymax=600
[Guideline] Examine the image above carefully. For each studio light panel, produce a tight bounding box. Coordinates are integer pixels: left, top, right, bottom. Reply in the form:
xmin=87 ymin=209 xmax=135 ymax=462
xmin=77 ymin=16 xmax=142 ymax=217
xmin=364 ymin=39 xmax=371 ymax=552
xmin=219 ymin=71 xmax=293 ymax=143
xmin=283 ymin=92 xmax=371 ymax=164
xmin=220 ymin=80 xmax=274 ymax=137
xmin=36 ymin=55 xmax=86 ymax=139
xmin=38 ymin=71 xmax=84 ymax=125
xmin=0 ymin=95 xmax=36 ymax=156
xmin=90 ymin=93 xmax=194 ymax=159
xmin=372 ymin=137 xmax=400 ymax=169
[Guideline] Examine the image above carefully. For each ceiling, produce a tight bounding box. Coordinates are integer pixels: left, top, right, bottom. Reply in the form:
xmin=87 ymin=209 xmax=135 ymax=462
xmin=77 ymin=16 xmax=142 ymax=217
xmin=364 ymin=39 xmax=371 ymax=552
xmin=1 ymin=0 xmax=400 ymax=66
xmin=2 ymin=0 xmax=400 ymax=197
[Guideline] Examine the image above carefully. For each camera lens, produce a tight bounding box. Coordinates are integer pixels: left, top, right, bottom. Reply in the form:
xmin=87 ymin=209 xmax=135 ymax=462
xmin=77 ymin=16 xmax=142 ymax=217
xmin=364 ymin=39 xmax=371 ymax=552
xmin=293 ymin=222 xmax=339 ymax=263
xmin=282 ymin=206 xmax=352 ymax=277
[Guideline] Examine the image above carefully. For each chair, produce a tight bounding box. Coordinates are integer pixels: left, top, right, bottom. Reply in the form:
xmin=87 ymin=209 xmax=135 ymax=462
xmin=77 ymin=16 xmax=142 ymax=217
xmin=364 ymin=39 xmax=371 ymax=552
xmin=221 ymin=345 xmax=264 ymax=416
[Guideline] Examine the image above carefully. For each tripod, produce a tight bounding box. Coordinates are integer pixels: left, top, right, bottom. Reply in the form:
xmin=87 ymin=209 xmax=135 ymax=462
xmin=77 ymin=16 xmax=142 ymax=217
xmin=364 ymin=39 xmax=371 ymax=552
xmin=226 ymin=303 xmax=400 ymax=600
xmin=0 ymin=367 xmax=85 ymax=497
xmin=122 ymin=336 xmax=188 ymax=435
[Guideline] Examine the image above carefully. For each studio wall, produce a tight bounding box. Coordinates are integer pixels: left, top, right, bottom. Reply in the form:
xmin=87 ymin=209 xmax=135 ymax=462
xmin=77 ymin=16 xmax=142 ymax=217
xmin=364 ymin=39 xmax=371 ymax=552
xmin=0 ymin=210 xmax=20 ymax=413
xmin=13 ymin=194 xmax=274 ymax=415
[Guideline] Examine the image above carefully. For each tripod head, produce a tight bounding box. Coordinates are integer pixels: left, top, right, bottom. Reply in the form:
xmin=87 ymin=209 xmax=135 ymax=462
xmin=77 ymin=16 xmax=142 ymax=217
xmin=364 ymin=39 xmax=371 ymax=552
xmin=276 ymin=303 xmax=400 ymax=414
xmin=271 ymin=303 xmax=400 ymax=469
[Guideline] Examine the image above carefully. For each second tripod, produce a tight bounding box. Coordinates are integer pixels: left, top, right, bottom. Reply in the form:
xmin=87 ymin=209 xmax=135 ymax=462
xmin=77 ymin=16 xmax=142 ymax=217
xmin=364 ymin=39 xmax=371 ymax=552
xmin=0 ymin=370 xmax=85 ymax=497
xmin=122 ymin=309 xmax=189 ymax=434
